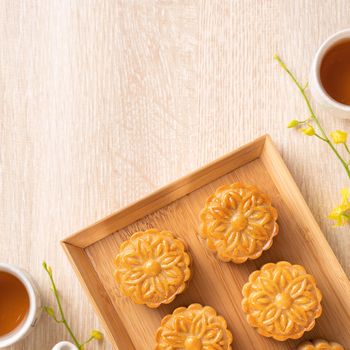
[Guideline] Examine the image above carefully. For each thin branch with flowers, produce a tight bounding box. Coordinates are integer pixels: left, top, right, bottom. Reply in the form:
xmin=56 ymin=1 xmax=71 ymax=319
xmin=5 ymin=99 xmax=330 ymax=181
xmin=274 ymin=55 xmax=350 ymax=226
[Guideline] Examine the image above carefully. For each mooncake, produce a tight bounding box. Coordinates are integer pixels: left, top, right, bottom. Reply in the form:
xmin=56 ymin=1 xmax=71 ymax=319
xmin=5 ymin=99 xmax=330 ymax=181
xmin=114 ymin=229 xmax=191 ymax=308
xmin=242 ymin=261 xmax=322 ymax=341
xmin=297 ymin=340 xmax=344 ymax=350
xmin=155 ymin=303 xmax=233 ymax=350
xmin=199 ymin=182 xmax=278 ymax=263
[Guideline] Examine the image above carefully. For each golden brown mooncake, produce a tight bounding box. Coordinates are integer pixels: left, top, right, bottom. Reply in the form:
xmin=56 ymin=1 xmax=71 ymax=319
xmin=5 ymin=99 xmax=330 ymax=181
xmin=155 ymin=303 xmax=233 ymax=350
xmin=114 ymin=229 xmax=191 ymax=308
xmin=242 ymin=261 xmax=322 ymax=341
xmin=297 ymin=340 xmax=344 ymax=350
xmin=199 ymin=182 xmax=278 ymax=263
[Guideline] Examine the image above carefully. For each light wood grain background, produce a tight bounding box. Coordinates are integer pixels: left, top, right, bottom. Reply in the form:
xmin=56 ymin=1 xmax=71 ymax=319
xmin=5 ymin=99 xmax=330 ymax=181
xmin=0 ymin=1 xmax=349 ymax=349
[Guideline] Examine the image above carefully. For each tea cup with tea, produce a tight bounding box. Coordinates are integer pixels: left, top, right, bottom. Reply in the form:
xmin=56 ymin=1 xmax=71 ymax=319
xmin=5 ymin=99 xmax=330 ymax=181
xmin=0 ymin=263 xmax=42 ymax=348
xmin=310 ymin=28 xmax=350 ymax=119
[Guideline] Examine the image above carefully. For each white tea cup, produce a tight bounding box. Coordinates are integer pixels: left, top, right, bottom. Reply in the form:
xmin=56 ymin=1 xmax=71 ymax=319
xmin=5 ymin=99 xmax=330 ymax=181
xmin=52 ymin=341 xmax=78 ymax=350
xmin=310 ymin=28 xmax=350 ymax=119
xmin=0 ymin=263 xmax=42 ymax=348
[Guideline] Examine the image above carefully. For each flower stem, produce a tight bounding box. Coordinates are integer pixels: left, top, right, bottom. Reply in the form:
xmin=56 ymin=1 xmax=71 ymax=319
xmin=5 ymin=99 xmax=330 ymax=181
xmin=274 ymin=55 xmax=350 ymax=179
xmin=80 ymin=336 xmax=94 ymax=347
xmin=43 ymin=263 xmax=81 ymax=348
xmin=314 ymin=134 xmax=328 ymax=142
xmin=344 ymin=143 xmax=350 ymax=157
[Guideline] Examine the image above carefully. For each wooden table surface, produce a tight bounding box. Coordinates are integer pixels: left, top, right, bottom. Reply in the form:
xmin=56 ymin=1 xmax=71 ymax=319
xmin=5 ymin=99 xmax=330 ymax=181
xmin=1 ymin=1 xmax=349 ymax=349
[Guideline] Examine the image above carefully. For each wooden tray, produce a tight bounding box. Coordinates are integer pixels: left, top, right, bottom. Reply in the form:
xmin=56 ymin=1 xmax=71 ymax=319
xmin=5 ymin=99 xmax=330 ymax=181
xmin=62 ymin=135 xmax=350 ymax=350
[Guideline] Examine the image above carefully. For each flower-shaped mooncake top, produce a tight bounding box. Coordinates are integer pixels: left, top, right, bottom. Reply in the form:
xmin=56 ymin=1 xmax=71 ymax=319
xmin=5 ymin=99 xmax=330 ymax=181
xmin=297 ymin=340 xmax=344 ymax=350
xmin=114 ymin=229 xmax=191 ymax=308
xmin=199 ymin=182 xmax=278 ymax=263
xmin=155 ymin=303 xmax=233 ymax=350
xmin=242 ymin=261 xmax=322 ymax=341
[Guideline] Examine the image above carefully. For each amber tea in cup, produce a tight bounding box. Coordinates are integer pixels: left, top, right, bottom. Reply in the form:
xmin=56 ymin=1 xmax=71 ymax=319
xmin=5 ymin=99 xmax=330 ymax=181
xmin=0 ymin=271 xmax=30 ymax=337
xmin=320 ymin=39 xmax=350 ymax=106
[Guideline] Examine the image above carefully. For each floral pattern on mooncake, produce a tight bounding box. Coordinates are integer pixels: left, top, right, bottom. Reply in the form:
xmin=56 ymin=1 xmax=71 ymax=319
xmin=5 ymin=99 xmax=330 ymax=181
xmin=155 ymin=304 xmax=233 ymax=350
xmin=199 ymin=182 xmax=278 ymax=263
xmin=242 ymin=261 xmax=322 ymax=341
xmin=297 ymin=340 xmax=344 ymax=350
xmin=114 ymin=229 xmax=191 ymax=308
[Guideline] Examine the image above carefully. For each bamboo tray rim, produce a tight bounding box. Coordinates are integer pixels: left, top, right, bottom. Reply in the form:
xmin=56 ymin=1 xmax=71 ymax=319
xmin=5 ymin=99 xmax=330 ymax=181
xmin=62 ymin=134 xmax=350 ymax=350
xmin=62 ymin=134 xmax=266 ymax=248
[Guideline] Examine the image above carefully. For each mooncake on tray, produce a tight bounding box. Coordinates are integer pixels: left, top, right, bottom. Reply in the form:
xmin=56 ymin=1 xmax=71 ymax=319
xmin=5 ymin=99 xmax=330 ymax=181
xmin=114 ymin=229 xmax=191 ymax=308
xmin=242 ymin=261 xmax=322 ymax=341
xmin=199 ymin=182 xmax=278 ymax=263
xmin=297 ymin=340 xmax=344 ymax=350
xmin=155 ymin=303 xmax=233 ymax=350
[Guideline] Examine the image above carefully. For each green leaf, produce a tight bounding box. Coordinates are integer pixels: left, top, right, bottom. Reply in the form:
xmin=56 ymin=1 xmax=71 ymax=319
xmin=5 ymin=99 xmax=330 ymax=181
xmin=44 ymin=306 xmax=56 ymax=318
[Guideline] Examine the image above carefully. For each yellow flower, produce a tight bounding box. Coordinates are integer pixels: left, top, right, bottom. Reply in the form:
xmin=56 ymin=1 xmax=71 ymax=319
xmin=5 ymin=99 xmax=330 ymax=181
xmin=330 ymin=130 xmax=347 ymax=144
xmin=302 ymin=125 xmax=315 ymax=136
xmin=287 ymin=119 xmax=299 ymax=128
xmin=328 ymin=188 xmax=350 ymax=226
xmin=90 ymin=330 xmax=103 ymax=341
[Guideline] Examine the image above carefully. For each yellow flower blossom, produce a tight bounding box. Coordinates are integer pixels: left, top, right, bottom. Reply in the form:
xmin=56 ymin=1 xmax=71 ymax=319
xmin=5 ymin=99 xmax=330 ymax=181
xmin=288 ymin=119 xmax=299 ymax=128
xmin=90 ymin=330 xmax=103 ymax=341
xmin=330 ymin=130 xmax=348 ymax=144
xmin=302 ymin=125 xmax=315 ymax=136
xmin=328 ymin=188 xmax=350 ymax=226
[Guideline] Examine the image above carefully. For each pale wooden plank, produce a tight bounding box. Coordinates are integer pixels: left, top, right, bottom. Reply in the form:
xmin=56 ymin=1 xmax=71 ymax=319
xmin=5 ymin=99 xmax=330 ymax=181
xmin=0 ymin=1 xmax=349 ymax=349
